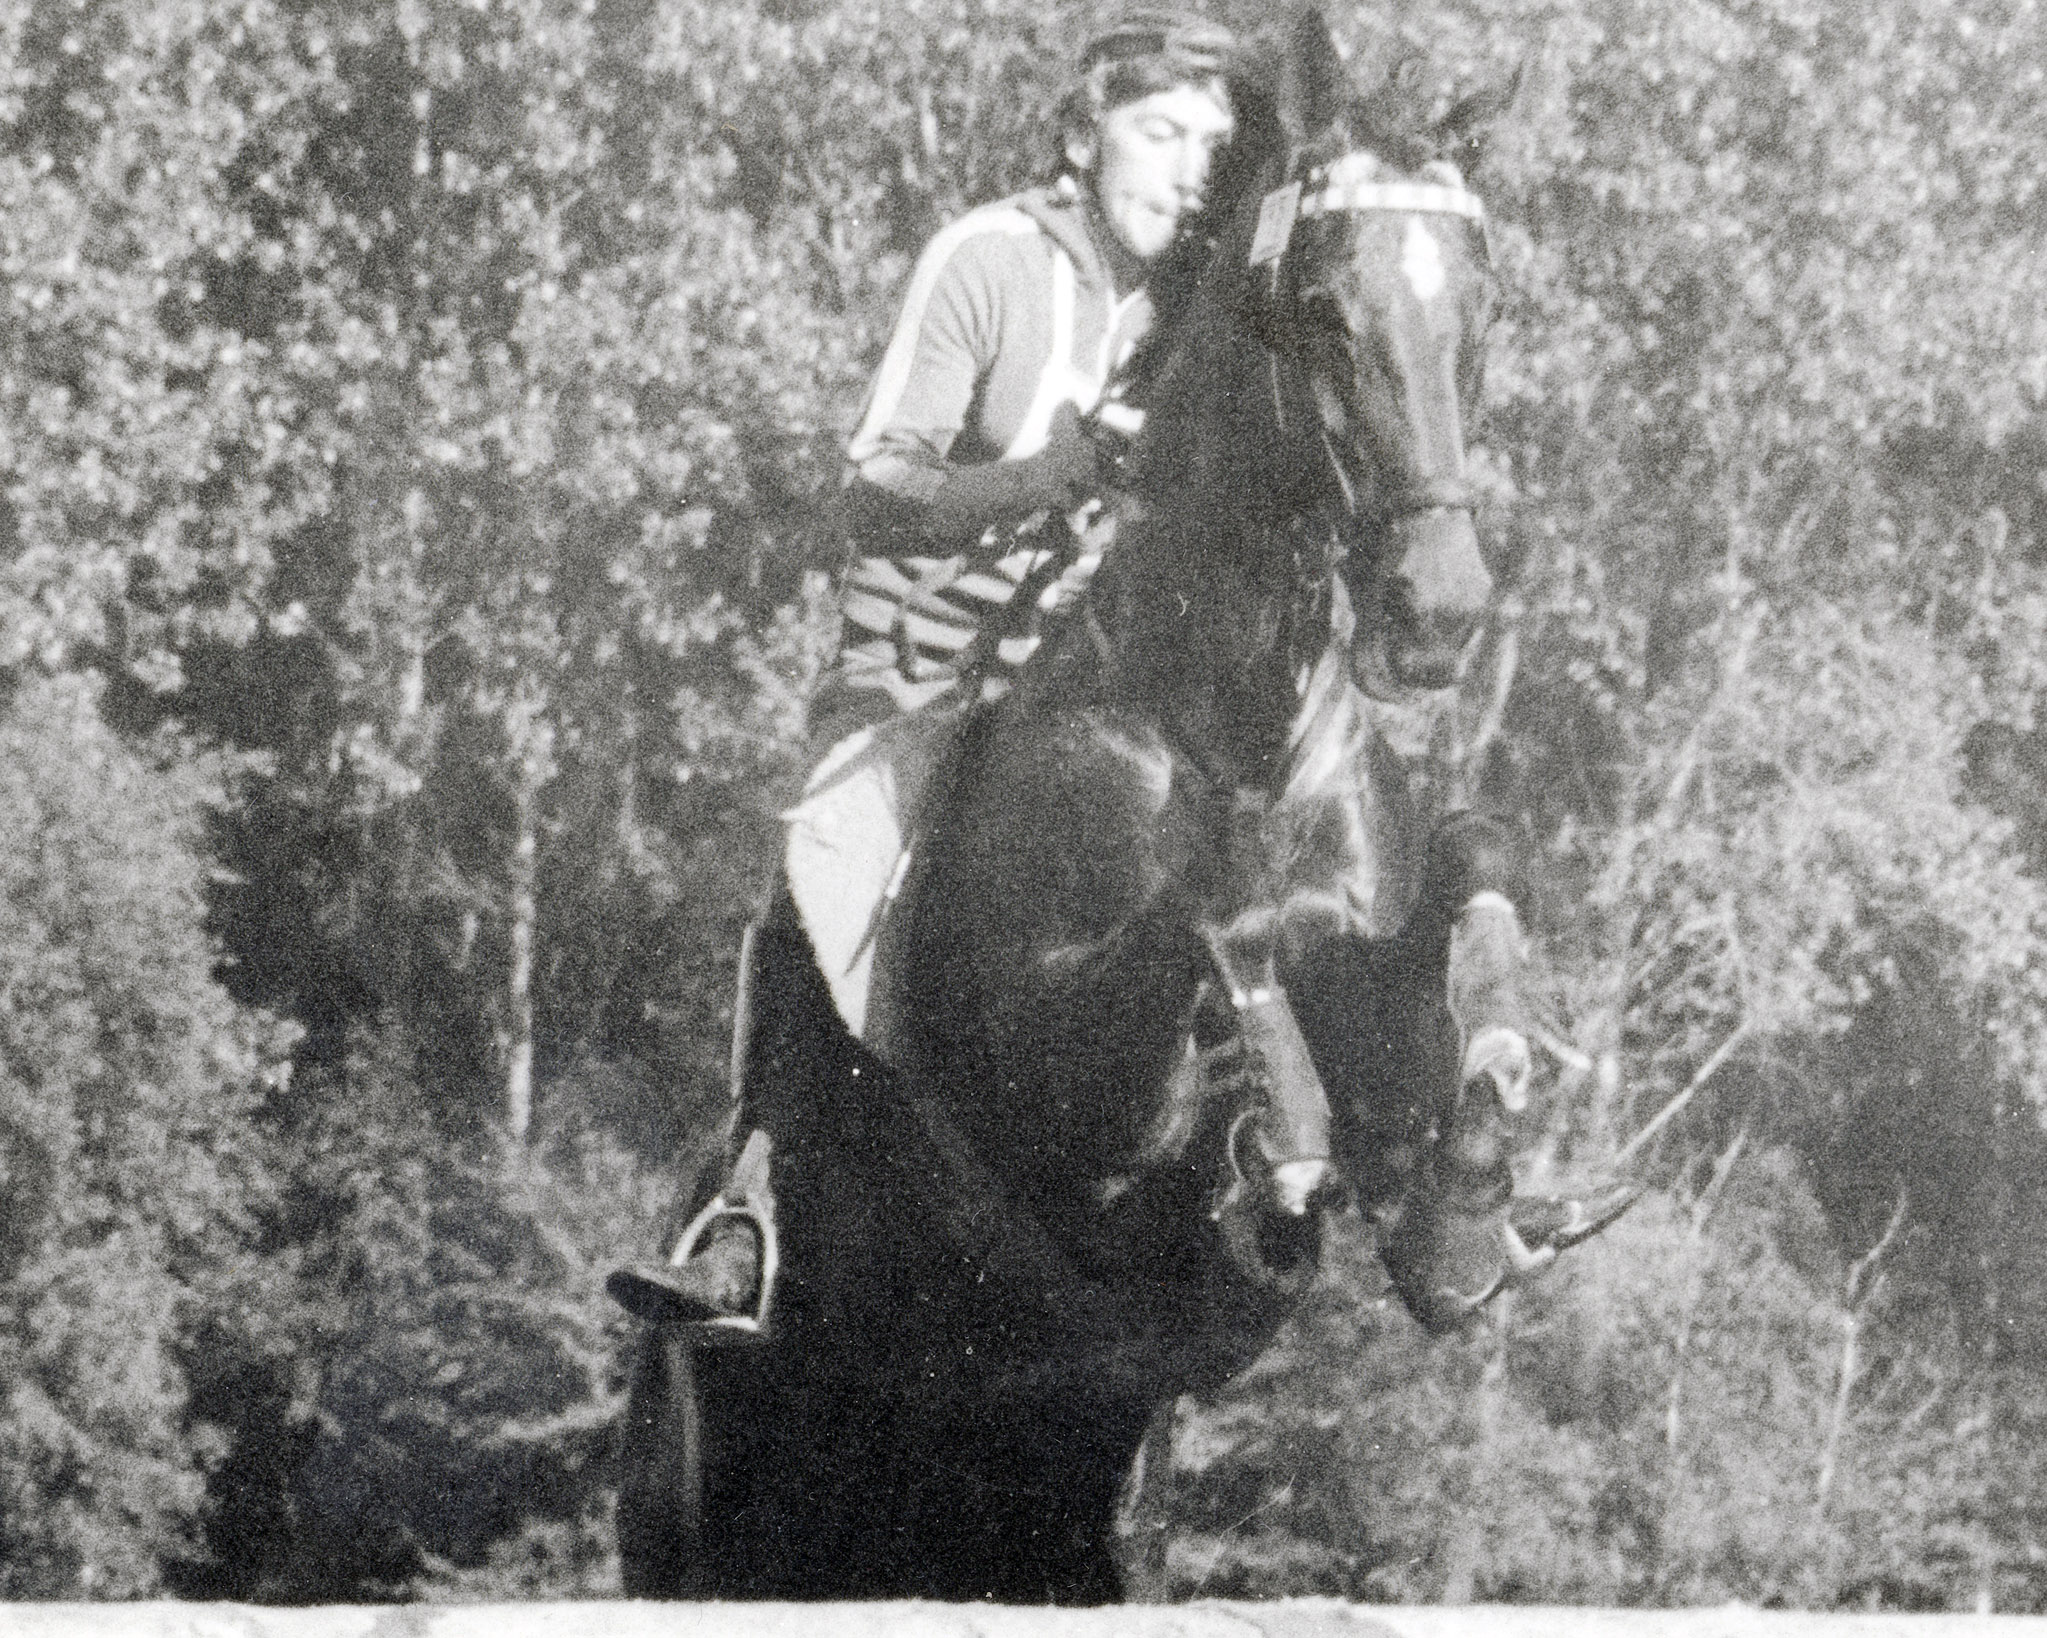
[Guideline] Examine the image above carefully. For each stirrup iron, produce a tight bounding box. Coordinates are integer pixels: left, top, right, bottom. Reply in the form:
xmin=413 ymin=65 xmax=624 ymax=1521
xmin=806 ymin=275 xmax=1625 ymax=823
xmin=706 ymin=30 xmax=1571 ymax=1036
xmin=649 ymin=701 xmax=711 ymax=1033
xmin=667 ymin=1127 xmax=779 ymax=1343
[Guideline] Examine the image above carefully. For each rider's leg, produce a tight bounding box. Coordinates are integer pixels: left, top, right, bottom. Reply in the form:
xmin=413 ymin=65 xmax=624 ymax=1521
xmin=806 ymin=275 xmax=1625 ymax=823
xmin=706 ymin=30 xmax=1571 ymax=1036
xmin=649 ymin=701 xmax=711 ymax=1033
xmin=606 ymin=909 xmax=786 ymax=1332
xmin=607 ymin=671 xmax=954 ymax=1333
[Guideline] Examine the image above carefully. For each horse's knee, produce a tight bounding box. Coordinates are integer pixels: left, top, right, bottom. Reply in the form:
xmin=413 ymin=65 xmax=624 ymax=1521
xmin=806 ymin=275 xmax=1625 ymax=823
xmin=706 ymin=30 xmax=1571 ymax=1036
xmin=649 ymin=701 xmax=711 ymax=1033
xmin=1422 ymin=813 xmax=1535 ymax=1071
xmin=1447 ymin=890 xmax=1530 ymax=1024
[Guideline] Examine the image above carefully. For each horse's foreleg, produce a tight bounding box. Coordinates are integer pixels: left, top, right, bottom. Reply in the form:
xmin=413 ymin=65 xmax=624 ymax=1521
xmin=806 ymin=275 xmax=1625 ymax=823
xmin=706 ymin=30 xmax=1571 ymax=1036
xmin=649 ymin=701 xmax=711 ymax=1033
xmin=1448 ymin=889 xmax=1536 ymax=1117
xmin=1373 ymin=813 xmax=1638 ymax=1327
xmin=1418 ymin=811 xmax=1537 ymax=1162
xmin=1311 ymin=813 xmax=1547 ymax=1331
xmin=1198 ymin=911 xmax=1336 ymax=1220
xmin=1436 ymin=878 xmax=1538 ymax=1215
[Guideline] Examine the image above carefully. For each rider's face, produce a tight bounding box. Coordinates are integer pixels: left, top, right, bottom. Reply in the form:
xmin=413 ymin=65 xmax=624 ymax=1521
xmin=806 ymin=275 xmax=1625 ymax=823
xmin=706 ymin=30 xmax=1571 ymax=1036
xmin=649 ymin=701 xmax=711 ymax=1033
xmin=1071 ymin=82 xmax=1234 ymax=265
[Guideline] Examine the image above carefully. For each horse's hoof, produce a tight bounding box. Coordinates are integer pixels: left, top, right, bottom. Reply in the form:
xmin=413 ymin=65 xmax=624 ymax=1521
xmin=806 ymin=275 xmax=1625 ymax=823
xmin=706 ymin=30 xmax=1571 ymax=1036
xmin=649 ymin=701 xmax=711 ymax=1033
xmin=1217 ymin=1195 xmax=1321 ymax=1294
xmin=1461 ymin=1024 xmax=1531 ymax=1112
xmin=1508 ymin=1182 xmax=1641 ymax=1255
xmin=1499 ymin=1221 xmax=1558 ymax=1277
xmin=1413 ymin=1273 xmax=1506 ymax=1334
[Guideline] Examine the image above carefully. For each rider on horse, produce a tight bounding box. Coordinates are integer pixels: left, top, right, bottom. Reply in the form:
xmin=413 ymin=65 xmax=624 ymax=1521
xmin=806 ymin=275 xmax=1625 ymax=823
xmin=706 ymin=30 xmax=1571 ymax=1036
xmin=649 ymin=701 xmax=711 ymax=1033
xmin=609 ymin=7 xmax=1629 ymax=1338
xmin=834 ymin=6 xmax=1236 ymax=717
xmin=609 ymin=7 xmax=1239 ymax=1331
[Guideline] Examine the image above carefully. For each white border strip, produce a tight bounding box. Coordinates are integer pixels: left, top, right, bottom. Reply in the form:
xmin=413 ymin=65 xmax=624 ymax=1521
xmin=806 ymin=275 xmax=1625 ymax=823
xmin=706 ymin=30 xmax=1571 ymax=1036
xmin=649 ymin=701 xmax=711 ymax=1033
xmin=0 ymin=1600 xmax=2031 ymax=1636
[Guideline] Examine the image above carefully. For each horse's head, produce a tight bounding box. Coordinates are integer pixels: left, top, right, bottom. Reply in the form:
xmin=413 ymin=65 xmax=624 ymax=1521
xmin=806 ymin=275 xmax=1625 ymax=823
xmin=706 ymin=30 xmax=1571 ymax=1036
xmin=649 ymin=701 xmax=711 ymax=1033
xmin=1250 ymin=145 xmax=1496 ymax=693
xmin=1136 ymin=9 xmax=1505 ymax=699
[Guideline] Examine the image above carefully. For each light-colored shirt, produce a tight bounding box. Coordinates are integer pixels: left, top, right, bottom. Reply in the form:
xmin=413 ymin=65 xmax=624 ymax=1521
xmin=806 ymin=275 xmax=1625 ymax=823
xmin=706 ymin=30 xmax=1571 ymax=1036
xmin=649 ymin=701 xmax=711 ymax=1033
xmin=847 ymin=177 xmax=1151 ymax=511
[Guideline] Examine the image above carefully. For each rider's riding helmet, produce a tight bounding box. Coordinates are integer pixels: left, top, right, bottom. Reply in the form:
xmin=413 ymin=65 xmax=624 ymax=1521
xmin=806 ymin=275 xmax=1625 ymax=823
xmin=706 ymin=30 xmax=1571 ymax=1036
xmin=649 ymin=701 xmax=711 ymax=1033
xmin=1081 ymin=7 xmax=1235 ymax=97
xmin=1055 ymin=6 xmax=1237 ymax=167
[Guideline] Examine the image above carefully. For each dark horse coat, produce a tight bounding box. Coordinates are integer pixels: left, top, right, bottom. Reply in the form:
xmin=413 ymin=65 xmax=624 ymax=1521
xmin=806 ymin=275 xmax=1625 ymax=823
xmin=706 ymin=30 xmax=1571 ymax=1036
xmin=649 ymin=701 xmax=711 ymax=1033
xmin=617 ymin=9 xmax=1536 ymax=1605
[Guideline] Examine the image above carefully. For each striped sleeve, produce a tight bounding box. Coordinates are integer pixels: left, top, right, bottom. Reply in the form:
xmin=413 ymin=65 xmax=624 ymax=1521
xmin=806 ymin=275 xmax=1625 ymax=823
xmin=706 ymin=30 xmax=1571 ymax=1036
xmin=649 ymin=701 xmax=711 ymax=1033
xmin=847 ymin=206 xmax=1040 ymax=499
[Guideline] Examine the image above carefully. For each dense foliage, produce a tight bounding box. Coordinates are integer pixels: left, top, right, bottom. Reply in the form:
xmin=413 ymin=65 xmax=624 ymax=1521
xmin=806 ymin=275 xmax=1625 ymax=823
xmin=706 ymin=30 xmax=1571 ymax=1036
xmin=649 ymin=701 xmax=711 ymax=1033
xmin=0 ymin=0 xmax=2042 ymax=1607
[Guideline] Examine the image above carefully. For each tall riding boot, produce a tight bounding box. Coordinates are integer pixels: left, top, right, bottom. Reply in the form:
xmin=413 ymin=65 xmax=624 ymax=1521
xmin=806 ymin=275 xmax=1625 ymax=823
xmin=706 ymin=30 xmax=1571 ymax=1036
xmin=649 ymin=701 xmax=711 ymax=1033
xmin=607 ymin=917 xmax=782 ymax=1337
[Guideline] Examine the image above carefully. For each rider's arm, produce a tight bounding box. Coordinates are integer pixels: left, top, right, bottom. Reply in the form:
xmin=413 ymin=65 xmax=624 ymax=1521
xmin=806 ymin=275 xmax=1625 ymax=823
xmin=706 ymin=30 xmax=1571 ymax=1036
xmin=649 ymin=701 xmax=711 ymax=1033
xmin=846 ymin=227 xmax=1099 ymax=553
xmin=851 ymin=411 xmax=1100 ymax=551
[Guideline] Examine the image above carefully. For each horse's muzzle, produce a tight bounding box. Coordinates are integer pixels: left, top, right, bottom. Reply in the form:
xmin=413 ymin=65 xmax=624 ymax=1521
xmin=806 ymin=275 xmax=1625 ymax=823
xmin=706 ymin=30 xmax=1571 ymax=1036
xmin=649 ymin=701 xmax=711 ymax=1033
xmin=1381 ymin=506 xmax=1490 ymax=692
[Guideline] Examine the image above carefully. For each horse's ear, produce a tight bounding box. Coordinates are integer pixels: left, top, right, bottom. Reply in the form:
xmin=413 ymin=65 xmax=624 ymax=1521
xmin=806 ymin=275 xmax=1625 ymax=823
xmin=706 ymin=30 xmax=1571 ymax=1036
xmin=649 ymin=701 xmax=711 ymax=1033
xmin=1270 ymin=5 xmax=1349 ymax=148
xmin=1358 ymin=52 xmax=1435 ymax=157
xmin=1440 ymin=63 xmax=1523 ymax=173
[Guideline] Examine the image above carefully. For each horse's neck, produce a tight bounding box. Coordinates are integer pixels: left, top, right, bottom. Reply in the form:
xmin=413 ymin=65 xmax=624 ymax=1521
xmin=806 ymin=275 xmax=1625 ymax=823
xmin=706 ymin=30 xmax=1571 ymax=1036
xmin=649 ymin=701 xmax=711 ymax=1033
xmin=1137 ymin=284 xmax=1291 ymax=519
xmin=1104 ymin=331 xmax=1315 ymax=788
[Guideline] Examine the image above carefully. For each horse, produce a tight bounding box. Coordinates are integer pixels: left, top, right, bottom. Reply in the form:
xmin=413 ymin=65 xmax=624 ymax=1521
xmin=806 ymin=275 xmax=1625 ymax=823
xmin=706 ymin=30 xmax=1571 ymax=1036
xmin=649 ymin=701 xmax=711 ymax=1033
xmin=616 ymin=11 xmax=1534 ymax=1604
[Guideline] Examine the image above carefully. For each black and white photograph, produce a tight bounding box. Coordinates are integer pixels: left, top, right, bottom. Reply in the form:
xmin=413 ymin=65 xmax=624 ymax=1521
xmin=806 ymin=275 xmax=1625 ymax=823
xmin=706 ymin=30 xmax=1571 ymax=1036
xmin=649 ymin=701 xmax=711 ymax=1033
xmin=0 ymin=0 xmax=2042 ymax=1628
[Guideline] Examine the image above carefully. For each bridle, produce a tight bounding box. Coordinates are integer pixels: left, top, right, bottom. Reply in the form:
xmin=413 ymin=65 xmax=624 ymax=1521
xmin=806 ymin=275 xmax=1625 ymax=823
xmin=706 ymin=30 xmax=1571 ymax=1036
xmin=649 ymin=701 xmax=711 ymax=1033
xmin=1244 ymin=151 xmax=1494 ymax=530
xmin=1079 ymin=147 xmax=1495 ymax=773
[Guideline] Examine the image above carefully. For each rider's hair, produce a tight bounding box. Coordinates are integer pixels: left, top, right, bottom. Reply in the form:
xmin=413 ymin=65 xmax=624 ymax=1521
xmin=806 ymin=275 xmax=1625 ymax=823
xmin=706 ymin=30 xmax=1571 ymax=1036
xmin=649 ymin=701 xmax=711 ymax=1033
xmin=1053 ymin=8 xmax=1236 ymax=177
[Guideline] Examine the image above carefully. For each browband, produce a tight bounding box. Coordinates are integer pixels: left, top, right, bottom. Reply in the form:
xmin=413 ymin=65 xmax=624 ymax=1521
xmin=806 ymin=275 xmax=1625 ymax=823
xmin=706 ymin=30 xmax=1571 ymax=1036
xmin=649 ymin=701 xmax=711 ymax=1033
xmin=1302 ymin=179 xmax=1485 ymax=221
xmin=1249 ymin=153 xmax=1486 ymax=266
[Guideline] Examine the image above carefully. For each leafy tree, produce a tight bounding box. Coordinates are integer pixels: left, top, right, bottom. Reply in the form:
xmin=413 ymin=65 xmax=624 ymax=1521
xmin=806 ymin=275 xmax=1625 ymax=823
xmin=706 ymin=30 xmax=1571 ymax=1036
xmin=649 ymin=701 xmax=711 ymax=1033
xmin=1164 ymin=1149 xmax=2021 ymax=1609
xmin=0 ymin=674 xmax=287 ymax=1595
xmin=173 ymin=1028 xmax=683 ymax=1601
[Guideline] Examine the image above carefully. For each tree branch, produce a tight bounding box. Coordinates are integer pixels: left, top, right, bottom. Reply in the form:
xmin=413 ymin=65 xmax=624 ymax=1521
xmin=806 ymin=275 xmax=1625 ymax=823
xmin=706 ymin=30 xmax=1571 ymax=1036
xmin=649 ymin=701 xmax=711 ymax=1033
xmin=1617 ymin=1019 xmax=1752 ymax=1164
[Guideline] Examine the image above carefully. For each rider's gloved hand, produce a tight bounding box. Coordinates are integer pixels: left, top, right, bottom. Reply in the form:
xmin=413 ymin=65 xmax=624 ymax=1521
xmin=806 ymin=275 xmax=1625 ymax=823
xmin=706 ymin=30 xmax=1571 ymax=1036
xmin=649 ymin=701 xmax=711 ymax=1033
xmin=1029 ymin=400 xmax=1103 ymax=507
xmin=1087 ymin=398 xmax=1144 ymax=484
xmin=922 ymin=401 xmax=1104 ymax=544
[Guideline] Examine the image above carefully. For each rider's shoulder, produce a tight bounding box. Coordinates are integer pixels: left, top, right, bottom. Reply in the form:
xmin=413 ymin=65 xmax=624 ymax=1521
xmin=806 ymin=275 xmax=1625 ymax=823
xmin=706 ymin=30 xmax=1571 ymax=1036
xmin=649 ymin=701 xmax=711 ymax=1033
xmin=898 ymin=189 xmax=1068 ymax=310
xmin=920 ymin=182 xmax=1090 ymax=262
xmin=904 ymin=182 xmax=1113 ymax=320
xmin=922 ymin=188 xmax=1053 ymax=254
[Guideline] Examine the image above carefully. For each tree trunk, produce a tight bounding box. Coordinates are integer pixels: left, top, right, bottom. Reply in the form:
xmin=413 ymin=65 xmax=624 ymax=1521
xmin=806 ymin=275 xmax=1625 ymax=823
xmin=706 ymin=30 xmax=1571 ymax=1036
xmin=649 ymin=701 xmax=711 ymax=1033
xmin=503 ymin=686 xmax=555 ymax=1142
xmin=1817 ymin=1193 xmax=1906 ymax=1511
xmin=1440 ymin=1294 xmax=1513 ymax=1605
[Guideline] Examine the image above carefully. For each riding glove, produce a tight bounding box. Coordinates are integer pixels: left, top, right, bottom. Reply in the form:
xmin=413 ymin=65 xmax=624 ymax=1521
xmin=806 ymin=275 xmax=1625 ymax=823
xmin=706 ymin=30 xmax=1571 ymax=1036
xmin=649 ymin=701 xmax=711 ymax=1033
xmin=919 ymin=402 xmax=1104 ymax=546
